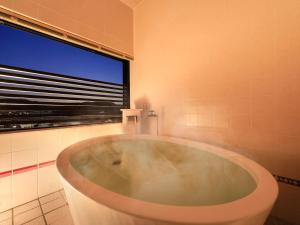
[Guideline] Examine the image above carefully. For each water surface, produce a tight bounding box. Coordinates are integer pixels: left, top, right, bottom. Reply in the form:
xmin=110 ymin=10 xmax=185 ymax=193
xmin=71 ymin=139 xmax=256 ymax=206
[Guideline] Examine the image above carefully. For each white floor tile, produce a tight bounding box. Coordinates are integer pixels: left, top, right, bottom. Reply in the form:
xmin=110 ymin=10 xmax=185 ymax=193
xmin=51 ymin=215 xmax=73 ymax=225
xmin=14 ymin=206 xmax=42 ymax=225
xmin=44 ymin=205 xmax=73 ymax=225
xmin=0 ymin=218 xmax=12 ymax=225
xmin=23 ymin=216 xmax=46 ymax=225
xmin=59 ymin=190 xmax=67 ymax=202
xmin=39 ymin=192 xmax=61 ymax=205
xmin=0 ymin=210 xmax=12 ymax=222
xmin=41 ymin=198 xmax=66 ymax=214
xmin=14 ymin=200 xmax=39 ymax=216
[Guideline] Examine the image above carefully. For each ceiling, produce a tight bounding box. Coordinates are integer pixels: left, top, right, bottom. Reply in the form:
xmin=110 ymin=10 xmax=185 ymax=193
xmin=120 ymin=0 xmax=143 ymax=8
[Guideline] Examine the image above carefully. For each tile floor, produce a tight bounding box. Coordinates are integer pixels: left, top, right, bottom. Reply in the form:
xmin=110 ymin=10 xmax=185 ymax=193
xmin=0 ymin=189 xmax=293 ymax=225
xmin=0 ymin=189 xmax=73 ymax=225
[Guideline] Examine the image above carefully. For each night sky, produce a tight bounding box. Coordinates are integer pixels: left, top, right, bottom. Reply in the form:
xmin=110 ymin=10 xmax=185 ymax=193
xmin=0 ymin=24 xmax=123 ymax=84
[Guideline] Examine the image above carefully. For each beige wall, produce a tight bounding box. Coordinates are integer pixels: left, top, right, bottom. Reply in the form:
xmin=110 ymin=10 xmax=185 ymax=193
xmin=132 ymin=0 xmax=300 ymax=224
xmin=0 ymin=0 xmax=133 ymax=55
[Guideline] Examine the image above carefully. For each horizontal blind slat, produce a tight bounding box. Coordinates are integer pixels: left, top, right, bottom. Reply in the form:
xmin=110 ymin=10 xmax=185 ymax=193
xmin=0 ymin=73 xmax=124 ymax=93
xmin=0 ymin=73 xmax=123 ymax=94
xmin=0 ymin=89 xmax=123 ymax=101
xmin=0 ymin=82 xmax=124 ymax=98
xmin=0 ymin=66 xmax=123 ymax=89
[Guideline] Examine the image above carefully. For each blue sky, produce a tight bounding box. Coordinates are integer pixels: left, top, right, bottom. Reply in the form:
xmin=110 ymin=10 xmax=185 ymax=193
xmin=0 ymin=24 xmax=123 ymax=84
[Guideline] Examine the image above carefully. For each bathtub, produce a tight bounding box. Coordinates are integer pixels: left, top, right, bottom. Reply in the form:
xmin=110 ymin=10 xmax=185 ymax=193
xmin=56 ymin=135 xmax=278 ymax=225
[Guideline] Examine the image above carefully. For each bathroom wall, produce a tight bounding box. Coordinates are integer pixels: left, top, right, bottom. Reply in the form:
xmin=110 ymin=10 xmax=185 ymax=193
xmin=0 ymin=124 xmax=123 ymax=212
xmin=0 ymin=0 xmax=133 ymax=55
xmin=132 ymin=0 xmax=300 ymax=224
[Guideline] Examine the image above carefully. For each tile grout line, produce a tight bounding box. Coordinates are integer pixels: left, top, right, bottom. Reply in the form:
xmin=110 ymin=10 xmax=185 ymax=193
xmin=12 ymin=199 xmax=43 ymax=225
xmin=19 ymin=214 xmax=44 ymax=225
xmin=41 ymin=203 xmax=69 ymax=225
xmin=13 ymin=203 xmax=40 ymax=217
xmin=37 ymin=197 xmax=48 ymax=225
xmin=0 ymin=189 xmax=64 ymax=216
xmin=12 ymin=207 xmax=14 ymax=225
xmin=39 ymin=189 xmax=64 ymax=201
xmin=0 ymin=190 xmax=69 ymax=225
xmin=13 ymin=206 xmax=41 ymax=223
xmin=42 ymin=204 xmax=70 ymax=225
xmin=40 ymin=196 xmax=62 ymax=206
xmin=43 ymin=202 xmax=68 ymax=216
xmin=10 ymin=199 xmax=38 ymax=211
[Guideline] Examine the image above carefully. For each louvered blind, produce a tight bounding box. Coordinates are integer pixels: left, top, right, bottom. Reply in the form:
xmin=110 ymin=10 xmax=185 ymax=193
xmin=0 ymin=64 xmax=129 ymax=131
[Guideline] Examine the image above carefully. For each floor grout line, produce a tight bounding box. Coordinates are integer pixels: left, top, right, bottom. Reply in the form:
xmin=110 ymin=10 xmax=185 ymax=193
xmin=12 ymin=207 xmax=14 ymax=225
xmin=39 ymin=189 xmax=64 ymax=200
xmin=40 ymin=195 xmax=62 ymax=206
xmin=0 ymin=208 xmax=12 ymax=215
xmin=0 ymin=190 xmax=68 ymax=225
xmin=37 ymin=197 xmax=48 ymax=225
xmin=43 ymin=203 xmax=68 ymax=216
xmin=13 ymin=204 xmax=40 ymax=217
xmin=42 ymin=204 xmax=70 ymax=225
xmin=19 ymin=214 xmax=43 ymax=225
xmin=11 ymin=199 xmax=38 ymax=211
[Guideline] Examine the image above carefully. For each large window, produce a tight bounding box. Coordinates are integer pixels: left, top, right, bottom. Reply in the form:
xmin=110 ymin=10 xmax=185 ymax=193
xmin=0 ymin=20 xmax=129 ymax=132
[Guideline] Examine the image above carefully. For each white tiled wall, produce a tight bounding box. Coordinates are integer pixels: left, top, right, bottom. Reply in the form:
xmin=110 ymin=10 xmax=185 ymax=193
xmin=12 ymin=149 xmax=37 ymax=170
xmin=38 ymin=166 xmax=62 ymax=197
xmin=0 ymin=123 xmax=123 ymax=212
xmin=0 ymin=153 xmax=11 ymax=172
xmin=12 ymin=170 xmax=38 ymax=207
xmin=0 ymin=140 xmax=12 ymax=211
xmin=0 ymin=134 xmax=11 ymax=153
xmin=0 ymin=176 xmax=11 ymax=211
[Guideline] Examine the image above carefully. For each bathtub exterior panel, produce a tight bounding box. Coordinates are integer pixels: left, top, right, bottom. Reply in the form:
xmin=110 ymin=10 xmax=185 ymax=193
xmin=62 ymin=179 xmax=156 ymax=225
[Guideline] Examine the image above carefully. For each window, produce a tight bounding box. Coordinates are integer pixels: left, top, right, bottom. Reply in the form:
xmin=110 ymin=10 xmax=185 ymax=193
xmin=0 ymin=20 xmax=129 ymax=132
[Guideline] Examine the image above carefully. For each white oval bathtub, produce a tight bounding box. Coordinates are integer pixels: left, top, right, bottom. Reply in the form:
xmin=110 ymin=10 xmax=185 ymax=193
xmin=56 ymin=135 xmax=278 ymax=225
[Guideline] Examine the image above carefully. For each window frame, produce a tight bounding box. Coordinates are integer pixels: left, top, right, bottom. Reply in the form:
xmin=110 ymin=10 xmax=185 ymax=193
xmin=0 ymin=19 xmax=130 ymax=133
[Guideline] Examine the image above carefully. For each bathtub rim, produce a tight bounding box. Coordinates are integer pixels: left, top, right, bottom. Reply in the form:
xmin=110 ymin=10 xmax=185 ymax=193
xmin=56 ymin=134 xmax=278 ymax=225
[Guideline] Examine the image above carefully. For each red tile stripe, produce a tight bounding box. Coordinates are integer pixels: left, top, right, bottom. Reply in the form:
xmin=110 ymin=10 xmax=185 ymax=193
xmin=0 ymin=160 xmax=56 ymax=178
xmin=38 ymin=160 xmax=56 ymax=168
xmin=0 ymin=170 xmax=12 ymax=178
xmin=13 ymin=165 xmax=38 ymax=175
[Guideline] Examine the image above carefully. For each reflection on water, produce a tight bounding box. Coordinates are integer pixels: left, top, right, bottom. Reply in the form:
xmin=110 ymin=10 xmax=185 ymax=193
xmin=70 ymin=139 xmax=256 ymax=206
